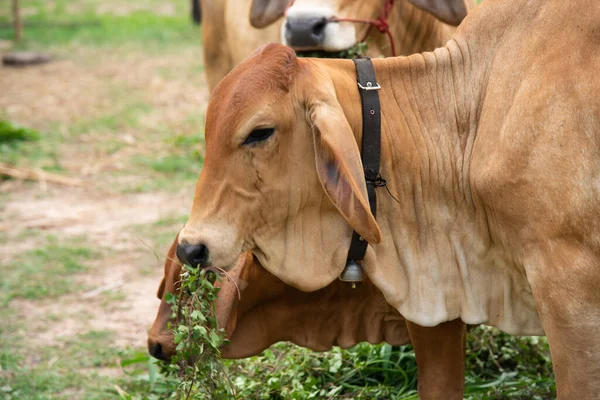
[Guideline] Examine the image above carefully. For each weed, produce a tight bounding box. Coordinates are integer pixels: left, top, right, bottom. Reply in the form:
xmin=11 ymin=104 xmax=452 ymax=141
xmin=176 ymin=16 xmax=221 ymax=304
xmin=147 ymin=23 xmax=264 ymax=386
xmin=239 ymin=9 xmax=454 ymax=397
xmin=154 ymin=265 xmax=555 ymax=399
xmin=116 ymin=350 xmax=178 ymax=400
xmin=297 ymin=42 xmax=369 ymax=59
xmin=465 ymin=327 xmax=555 ymax=399
xmin=159 ymin=267 xmax=233 ymax=399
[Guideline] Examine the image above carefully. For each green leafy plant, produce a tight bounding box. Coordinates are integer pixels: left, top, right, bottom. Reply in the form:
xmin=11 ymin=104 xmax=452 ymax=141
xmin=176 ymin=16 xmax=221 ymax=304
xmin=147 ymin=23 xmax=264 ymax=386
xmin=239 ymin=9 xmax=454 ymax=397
xmin=296 ymin=42 xmax=370 ymax=59
xmin=464 ymin=326 xmax=555 ymax=399
xmin=225 ymin=342 xmax=419 ymax=399
xmin=158 ymin=264 xmax=555 ymax=400
xmin=160 ymin=266 xmax=234 ymax=399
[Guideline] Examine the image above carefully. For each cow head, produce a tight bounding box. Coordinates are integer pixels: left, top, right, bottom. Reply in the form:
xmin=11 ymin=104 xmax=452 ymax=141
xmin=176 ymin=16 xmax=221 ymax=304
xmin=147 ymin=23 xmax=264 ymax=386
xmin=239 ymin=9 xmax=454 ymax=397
xmin=177 ymin=43 xmax=379 ymax=291
xmin=148 ymin=237 xmax=409 ymax=361
xmin=249 ymin=0 xmax=470 ymax=53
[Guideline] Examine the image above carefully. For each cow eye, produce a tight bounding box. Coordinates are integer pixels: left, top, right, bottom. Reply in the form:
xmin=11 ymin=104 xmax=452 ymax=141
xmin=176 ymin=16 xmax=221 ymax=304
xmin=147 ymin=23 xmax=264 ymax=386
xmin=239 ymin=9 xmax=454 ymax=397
xmin=243 ymin=127 xmax=275 ymax=146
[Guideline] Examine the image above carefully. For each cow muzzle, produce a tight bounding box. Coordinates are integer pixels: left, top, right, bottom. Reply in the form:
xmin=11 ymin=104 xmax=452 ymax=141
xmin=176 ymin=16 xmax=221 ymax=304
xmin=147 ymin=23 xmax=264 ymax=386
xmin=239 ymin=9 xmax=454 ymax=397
xmin=284 ymin=16 xmax=328 ymax=49
xmin=176 ymin=243 xmax=210 ymax=268
xmin=282 ymin=6 xmax=356 ymax=52
xmin=147 ymin=334 xmax=176 ymax=361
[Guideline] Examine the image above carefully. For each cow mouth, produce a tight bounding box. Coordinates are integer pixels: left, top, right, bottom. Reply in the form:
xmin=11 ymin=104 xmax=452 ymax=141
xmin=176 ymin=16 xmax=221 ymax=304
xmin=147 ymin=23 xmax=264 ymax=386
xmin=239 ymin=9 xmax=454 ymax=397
xmin=296 ymin=49 xmax=351 ymax=58
xmin=294 ymin=42 xmax=367 ymax=60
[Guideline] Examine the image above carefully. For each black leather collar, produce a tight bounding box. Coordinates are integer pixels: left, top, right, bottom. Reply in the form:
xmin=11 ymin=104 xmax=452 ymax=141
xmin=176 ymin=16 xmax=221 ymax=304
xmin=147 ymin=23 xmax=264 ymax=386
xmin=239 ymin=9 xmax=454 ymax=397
xmin=344 ymin=58 xmax=385 ymax=269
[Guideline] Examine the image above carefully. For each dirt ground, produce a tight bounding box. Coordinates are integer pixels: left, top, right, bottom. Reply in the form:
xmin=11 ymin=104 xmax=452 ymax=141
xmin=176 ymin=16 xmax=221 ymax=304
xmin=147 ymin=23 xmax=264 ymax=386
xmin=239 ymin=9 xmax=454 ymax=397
xmin=4 ymin=185 xmax=188 ymax=346
xmin=1 ymin=42 xmax=207 ymax=372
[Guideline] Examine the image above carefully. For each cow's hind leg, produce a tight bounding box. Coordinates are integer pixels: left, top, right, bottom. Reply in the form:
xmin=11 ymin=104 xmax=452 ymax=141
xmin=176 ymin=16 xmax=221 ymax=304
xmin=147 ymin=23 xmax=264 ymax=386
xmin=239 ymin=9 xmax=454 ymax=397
xmin=406 ymin=319 xmax=465 ymax=400
xmin=525 ymin=241 xmax=600 ymax=399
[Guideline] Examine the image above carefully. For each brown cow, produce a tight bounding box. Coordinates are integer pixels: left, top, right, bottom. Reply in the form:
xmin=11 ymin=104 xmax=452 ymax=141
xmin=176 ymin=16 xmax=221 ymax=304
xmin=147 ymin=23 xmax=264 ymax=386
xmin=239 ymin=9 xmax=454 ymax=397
xmin=176 ymin=0 xmax=600 ymax=398
xmin=201 ymin=0 xmax=475 ymax=92
xmin=149 ymin=238 xmax=466 ymax=399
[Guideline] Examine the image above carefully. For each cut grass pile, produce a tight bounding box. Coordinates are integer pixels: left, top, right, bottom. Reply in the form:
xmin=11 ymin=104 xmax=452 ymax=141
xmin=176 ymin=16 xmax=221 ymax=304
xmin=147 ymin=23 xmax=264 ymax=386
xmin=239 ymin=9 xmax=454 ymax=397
xmin=142 ymin=266 xmax=555 ymax=399
xmin=118 ymin=329 xmax=555 ymax=399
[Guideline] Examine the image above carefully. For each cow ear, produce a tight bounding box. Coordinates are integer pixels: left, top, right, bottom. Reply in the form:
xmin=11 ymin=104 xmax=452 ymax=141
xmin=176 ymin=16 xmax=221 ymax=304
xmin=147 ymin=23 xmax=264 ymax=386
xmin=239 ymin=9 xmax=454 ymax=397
xmin=158 ymin=236 xmax=180 ymax=299
xmin=249 ymin=0 xmax=289 ymax=29
xmin=408 ymin=0 xmax=469 ymax=26
xmin=156 ymin=278 xmax=166 ymax=299
xmin=308 ymin=100 xmax=382 ymax=245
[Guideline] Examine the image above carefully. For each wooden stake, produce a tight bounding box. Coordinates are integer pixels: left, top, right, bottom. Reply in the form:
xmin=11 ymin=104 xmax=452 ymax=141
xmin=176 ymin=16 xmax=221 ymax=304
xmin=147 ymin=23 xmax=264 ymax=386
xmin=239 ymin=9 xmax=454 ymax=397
xmin=12 ymin=0 xmax=22 ymax=42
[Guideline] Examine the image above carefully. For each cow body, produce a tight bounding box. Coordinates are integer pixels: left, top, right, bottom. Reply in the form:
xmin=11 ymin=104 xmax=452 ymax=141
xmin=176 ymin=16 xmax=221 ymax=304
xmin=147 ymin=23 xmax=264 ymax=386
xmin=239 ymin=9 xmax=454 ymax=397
xmin=201 ymin=0 xmax=281 ymax=93
xmin=179 ymin=0 xmax=600 ymax=397
xmin=201 ymin=0 xmax=475 ymax=92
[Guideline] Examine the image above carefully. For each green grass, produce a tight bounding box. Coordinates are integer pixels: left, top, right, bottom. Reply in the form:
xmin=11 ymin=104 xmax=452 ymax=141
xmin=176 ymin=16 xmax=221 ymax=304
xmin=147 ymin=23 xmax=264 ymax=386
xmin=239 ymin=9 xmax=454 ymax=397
xmin=69 ymin=102 xmax=152 ymax=138
xmin=0 ymin=321 xmax=176 ymax=400
xmin=0 ymin=120 xmax=63 ymax=171
xmin=0 ymin=120 xmax=41 ymax=143
xmin=0 ymin=1 xmax=199 ymax=49
xmin=0 ymin=125 xmax=64 ymax=171
xmin=0 ymin=236 xmax=97 ymax=305
xmin=107 ymin=329 xmax=554 ymax=400
xmin=147 ymin=133 xmax=204 ymax=180
xmin=123 ymin=133 xmax=204 ymax=193
xmin=218 ymin=329 xmax=555 ymax=400
xmin=465 ymin=327 xmax=555 ymax=399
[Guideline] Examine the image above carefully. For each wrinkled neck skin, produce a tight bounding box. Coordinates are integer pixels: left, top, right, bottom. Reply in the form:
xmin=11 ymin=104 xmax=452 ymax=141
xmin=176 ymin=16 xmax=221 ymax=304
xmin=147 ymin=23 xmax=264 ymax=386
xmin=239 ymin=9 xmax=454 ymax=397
xmin=316 ymin=9 xmax=543 ymax=334
xmin=366 ymin=1 xmax=456 ymax=57
xmin=219 ymin=264 xmax=409 ymax=359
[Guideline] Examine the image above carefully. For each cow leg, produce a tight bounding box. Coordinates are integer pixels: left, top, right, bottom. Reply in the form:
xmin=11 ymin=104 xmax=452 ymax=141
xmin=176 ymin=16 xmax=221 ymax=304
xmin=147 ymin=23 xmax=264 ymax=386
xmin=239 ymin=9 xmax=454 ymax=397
xmin=406 ymin=319 xmax=465 ymax=400
xmin=525 ymin=241 xmax=600 ymax=399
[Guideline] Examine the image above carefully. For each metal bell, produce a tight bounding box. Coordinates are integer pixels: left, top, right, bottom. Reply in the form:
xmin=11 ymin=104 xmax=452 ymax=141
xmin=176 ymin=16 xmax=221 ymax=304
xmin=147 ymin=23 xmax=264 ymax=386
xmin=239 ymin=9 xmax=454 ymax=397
xmin=339 ymin=260 xmax=363 ymax=288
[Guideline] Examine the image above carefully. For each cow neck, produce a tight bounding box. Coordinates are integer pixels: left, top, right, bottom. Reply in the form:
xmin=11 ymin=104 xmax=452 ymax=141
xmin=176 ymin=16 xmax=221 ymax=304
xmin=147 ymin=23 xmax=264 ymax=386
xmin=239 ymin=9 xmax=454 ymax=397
xmin=327 ymin=39 xmax=486 ymax=296
xmin=373 ymin=1 xmax=455 ymax=56
xmin=373 ymin=40 xmax=486 ymax=215
xmin=329 ymin=0 xmax=456 ymax=58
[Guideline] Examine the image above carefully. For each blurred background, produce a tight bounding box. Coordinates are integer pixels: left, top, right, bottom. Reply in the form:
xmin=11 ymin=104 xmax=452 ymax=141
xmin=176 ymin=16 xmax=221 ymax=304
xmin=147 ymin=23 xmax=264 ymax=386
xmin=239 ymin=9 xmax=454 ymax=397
xmin=0 ymin=1 xmax=555 ymax=399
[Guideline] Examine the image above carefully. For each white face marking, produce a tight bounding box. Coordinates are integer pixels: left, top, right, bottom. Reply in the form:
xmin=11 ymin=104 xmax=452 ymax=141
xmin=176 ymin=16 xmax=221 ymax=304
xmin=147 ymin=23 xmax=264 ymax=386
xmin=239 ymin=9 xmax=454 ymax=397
xmin=281 ymin=3 xmax=357 ymax=51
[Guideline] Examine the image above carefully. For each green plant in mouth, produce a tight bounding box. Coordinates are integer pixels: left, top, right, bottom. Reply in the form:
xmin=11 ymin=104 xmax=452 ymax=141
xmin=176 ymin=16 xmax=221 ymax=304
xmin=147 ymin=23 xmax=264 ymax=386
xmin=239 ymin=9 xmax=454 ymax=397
xmin=160 ymin=265 xmax=235 ymax=399
xmin=296 ymin=41 xmax=370 ymax=59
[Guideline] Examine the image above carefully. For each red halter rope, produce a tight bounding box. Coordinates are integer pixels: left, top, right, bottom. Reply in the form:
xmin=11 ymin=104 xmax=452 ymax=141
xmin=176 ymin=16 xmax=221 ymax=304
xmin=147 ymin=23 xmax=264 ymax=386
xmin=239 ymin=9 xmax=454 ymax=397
xmin=285 ymin=0 xmax=398 ymax=57
xmin=328 ymin=0 xmax=397 ymax=57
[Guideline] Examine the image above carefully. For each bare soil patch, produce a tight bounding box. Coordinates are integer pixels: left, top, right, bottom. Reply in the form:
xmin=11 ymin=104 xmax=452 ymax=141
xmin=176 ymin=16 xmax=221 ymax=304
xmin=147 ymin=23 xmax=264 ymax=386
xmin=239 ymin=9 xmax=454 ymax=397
xmin=0 ymin=57 xmax=111 ymax=127
xmin=0 ymin=43 xmax=205 ymax=356
xmin=2 ymin=183 xmax=191 ymax=347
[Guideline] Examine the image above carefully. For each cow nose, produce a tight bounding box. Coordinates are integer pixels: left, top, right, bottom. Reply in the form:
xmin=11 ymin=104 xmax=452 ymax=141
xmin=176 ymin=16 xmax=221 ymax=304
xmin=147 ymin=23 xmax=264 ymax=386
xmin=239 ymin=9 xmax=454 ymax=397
xmin=148 ymin=341 xmax=168 ymax=361
xmin=284 ymin=16 xmax=328 ymax=49
xmin=176 ymin=243 xmax=210 ymax=267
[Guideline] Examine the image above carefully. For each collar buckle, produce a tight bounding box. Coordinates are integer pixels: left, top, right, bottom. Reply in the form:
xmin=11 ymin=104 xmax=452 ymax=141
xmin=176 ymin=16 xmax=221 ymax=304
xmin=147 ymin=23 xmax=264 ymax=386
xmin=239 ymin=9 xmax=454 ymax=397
xmin=357 ymin=81 xmax=381 ymax=91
